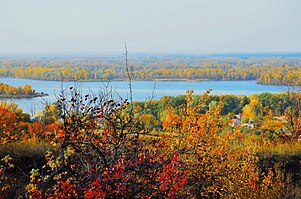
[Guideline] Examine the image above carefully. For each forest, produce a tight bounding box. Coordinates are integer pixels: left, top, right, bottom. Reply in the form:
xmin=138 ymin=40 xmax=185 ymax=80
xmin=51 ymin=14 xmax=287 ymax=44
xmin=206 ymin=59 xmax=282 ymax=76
xmin=1 ymin=84 xmax=301 ymax=198
xmin=1 ymin=55 xmax=301 ymax=85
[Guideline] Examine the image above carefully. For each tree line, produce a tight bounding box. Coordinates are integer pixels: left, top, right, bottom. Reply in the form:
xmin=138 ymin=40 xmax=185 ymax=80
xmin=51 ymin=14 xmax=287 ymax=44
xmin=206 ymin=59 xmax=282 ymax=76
xmin=1 ymin=55 xmax=301 ymax=85
xmin=0 ymin=82 xmax=34 ymax=96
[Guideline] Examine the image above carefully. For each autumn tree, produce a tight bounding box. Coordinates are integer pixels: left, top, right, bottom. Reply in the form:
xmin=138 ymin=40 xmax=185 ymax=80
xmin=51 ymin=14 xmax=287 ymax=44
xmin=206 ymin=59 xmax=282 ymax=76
xmin=0 ymin=107 xmax=17 ymax=144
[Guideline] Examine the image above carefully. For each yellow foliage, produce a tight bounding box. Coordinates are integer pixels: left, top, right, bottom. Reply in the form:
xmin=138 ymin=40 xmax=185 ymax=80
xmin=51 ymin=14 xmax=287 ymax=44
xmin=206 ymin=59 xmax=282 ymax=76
xmin=160 ymin=90 xmax=284 ymax=198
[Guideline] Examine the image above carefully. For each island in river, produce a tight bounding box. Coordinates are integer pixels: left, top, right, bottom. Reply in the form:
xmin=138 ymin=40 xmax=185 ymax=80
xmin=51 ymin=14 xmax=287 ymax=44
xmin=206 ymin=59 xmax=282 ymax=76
xmin=0 ymin=92 xmax=48 ymax=98
xmin=0 ymin=81 xmax=48 ymax=98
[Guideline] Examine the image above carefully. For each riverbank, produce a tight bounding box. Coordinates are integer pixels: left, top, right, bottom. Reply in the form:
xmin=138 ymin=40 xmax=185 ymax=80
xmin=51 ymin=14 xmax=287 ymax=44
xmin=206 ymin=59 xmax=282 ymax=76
xmin=1 ymin=76 xmax=296 ymax=86
xmin=0 ymin=92 xmax=48 ymax=99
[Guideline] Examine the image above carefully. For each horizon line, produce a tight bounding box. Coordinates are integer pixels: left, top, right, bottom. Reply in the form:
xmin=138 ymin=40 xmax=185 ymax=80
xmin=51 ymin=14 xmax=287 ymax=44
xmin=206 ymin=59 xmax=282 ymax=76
xmin=1 ymin=51 xmax=301 ymax=57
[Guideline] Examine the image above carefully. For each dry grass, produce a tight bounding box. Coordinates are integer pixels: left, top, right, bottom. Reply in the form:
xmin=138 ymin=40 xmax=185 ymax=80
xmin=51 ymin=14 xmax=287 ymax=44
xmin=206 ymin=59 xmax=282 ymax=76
xmin=0 ymin=140 xmax=53 ymax=159
xmin=258 ymin=141 xmax=301 ymax=157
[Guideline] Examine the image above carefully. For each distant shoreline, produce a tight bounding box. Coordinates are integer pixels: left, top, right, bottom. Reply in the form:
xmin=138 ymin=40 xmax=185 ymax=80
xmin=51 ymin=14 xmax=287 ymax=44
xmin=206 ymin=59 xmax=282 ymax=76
xmin=153 ymin=78 xmax=210 ymax=82
xmin=0 ymin=93 xmax=48 ymax=99
xmin=0 ymin=77 xmax=293 ymax=86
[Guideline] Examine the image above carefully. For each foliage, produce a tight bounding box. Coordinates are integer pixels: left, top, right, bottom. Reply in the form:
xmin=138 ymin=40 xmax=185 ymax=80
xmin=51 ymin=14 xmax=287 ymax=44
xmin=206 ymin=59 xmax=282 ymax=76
xmin=1 ymin=55 xmax=301 ymax=85
xmin=2 ymin=85 xmax=301 ymax=197
xmin=0 ymin=155 xmax=15 ymax=199
xmin=0 ymin=82 xmax=34 ymax=96
xmin=0 ymin=89 xmax=281 ymax=198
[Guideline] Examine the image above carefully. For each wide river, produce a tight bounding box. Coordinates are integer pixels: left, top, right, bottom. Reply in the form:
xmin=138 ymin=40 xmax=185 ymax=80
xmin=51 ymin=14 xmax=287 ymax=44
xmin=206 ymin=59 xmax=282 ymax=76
xmin=0 ymin=78 xmax=287 ymax=114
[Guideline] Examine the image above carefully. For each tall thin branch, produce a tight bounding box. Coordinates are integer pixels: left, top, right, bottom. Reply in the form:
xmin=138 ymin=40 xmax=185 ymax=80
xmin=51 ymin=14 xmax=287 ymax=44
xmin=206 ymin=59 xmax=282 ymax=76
xmin=125 ymin=43 xmax=133 ymax=103
xmin=125 ymin=42 xmax=133 ymax=113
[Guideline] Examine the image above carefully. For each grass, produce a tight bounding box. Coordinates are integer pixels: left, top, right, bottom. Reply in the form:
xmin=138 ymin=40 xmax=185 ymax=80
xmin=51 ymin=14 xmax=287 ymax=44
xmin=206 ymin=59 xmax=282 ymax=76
xmin=258 ymin=141 xmax=301 ymax=157
xmin=0 ymin=140 xmax=53 ymax=159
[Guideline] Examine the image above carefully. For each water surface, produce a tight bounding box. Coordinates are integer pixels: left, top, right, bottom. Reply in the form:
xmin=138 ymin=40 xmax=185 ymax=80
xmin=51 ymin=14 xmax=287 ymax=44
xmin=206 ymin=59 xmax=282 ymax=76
xmin=0 ymin=78 xmax=287 ymax=114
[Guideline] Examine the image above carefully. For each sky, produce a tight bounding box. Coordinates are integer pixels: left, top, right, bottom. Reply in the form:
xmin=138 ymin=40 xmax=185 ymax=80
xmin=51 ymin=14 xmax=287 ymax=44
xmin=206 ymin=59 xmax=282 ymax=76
xmin=0 ymin=0 xmax=300 ymax=54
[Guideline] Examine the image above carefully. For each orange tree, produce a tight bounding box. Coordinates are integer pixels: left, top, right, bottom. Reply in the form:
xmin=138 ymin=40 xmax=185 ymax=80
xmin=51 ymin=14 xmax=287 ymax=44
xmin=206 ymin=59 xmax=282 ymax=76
xmin=0 ymin=107 xmax=18 ymax=144
xmin=0 ymin=102 xmax=31 ymax=144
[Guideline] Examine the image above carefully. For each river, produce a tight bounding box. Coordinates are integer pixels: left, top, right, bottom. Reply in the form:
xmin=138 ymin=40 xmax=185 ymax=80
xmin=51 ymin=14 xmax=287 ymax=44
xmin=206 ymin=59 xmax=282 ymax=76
xmin=0 ymin=78 xmax=288 ymax=114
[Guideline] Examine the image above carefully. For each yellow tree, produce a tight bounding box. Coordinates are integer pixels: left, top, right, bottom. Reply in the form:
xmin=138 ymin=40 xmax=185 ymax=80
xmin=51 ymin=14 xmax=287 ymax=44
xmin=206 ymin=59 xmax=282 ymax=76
xmin=162 ymin=90 xmax=282 ymax=198
xmin=242 ymin=95 xmax=262 ymax=123
xmin=24 ymin=84 xmax=32 ymax=95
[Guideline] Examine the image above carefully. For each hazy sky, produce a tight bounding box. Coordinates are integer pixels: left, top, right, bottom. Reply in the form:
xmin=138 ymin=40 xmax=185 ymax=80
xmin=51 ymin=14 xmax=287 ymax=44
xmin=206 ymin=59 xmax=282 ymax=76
xmin=0 ymin=0 xmax=300 ymax=54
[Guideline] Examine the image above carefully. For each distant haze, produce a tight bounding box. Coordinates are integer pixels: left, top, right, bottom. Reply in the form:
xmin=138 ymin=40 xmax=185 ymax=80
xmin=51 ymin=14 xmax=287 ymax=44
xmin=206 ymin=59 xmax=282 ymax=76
xmin=0 ymin=0 xmax=300 ymax=54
